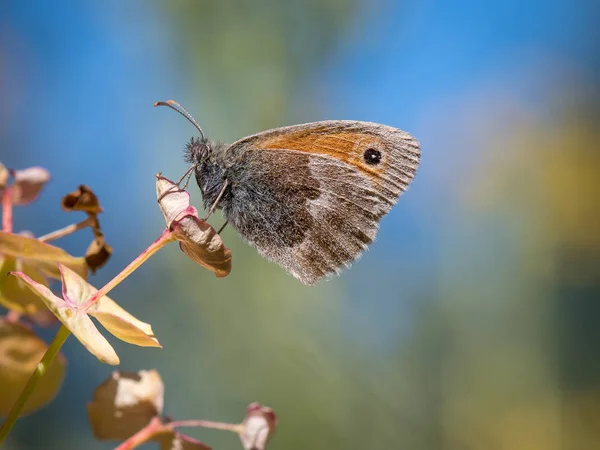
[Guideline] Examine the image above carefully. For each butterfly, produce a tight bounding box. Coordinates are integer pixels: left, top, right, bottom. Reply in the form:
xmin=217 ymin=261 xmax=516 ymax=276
xmin=157 ymin=101 xmax=420 ymax=285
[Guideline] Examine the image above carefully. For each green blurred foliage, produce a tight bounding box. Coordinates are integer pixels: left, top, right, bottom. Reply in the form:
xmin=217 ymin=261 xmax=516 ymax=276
xmin=424 ymin=91 xmax=600 ymax=450
xmin=162 ymin=0 xmax=359 ymax=135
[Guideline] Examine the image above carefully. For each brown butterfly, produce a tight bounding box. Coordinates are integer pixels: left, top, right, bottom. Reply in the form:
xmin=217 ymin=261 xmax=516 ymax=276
xmin=157 ymin=101 xmax=420 ymax=285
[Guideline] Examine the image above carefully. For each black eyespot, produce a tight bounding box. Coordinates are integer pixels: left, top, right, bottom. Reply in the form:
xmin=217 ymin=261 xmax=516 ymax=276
xmin=363 ymin=148 xmax=382 ymax=165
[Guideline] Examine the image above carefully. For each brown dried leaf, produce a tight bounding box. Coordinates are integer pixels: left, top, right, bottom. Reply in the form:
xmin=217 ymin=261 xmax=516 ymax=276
xmin=10 ymin=166 xmax=51 ymax=205
xmin=174 ymin=216 xmax=232 ymax=278
xmin=61 ymin=185 xmax=103 ymax=214
xmin=87 ymin=370 xmax=164 ymax=440
xmin=0 ymin=319 xmax=65 ymax=416
xmin=85 ymin=234 xmax=112 ymax=274
xmin=156 ymin=174 xmax=231 ymax=278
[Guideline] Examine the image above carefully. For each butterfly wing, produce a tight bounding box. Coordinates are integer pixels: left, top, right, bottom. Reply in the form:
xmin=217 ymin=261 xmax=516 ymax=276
xmin=222 ymin=121 xmax=420 ymax=285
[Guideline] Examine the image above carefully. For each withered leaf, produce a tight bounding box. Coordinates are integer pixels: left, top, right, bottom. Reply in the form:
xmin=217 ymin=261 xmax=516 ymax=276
xmin=87 ymin=370 xmax=164 ymax=440
xmin=10 ymin=166 xmax=51 ymax=205
xmin=61 ymin=185 xmax=103 ymax=214
xmin=85 ymin=234 xmax=112 ymax=274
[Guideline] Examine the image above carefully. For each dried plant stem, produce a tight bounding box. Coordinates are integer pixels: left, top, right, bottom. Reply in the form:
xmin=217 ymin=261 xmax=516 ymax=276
xmin=2 ymin=187 xmax=13 ymax=233
xmin=114 ymin=417 xmax=165 ymax=450
xmin=168 ymin=420 xmax=243 ymax=433
xmin=38 ymin=216 xmax=95 ymax=242
xmin=82 ymin=229 xmax=177 ymax=309
xmin=0 ymin=325 xmax=71 ymax=445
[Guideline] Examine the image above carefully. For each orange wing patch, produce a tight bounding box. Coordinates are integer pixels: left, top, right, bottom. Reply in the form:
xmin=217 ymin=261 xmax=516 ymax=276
xmin=260 ymin=130 xmax=388 ymax=179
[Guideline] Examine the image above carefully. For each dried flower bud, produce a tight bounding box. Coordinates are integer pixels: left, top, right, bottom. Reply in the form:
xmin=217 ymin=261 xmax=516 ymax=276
xmin=85 ymin=234 xmax=113 ymax=274
xmin=239 ymin=403 xmax=278 ymax=450
xmin=62 ymin=185 xmax=103 ymax=214
xmin=156 ymin=174 xmax=231 ymax=277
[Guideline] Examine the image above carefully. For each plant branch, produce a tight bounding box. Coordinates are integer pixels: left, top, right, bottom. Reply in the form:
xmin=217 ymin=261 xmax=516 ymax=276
xmin=111 ymin=418 xmax=242 ymax=450
xmin=2 ymin=187 xmax=13 ymax=233
xmin=82 ymin=229 xmax=177 ymax=309
xmin=113 ymin=417 xmax=165 ymax=450
xmin=168 ymin=419 xmax=243 ymax=433
xmin=38 ymin=216 xmax=95 ymax=243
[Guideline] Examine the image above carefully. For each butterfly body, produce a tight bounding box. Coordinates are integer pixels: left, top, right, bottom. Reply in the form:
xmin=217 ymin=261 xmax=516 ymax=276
xmin=185 ymin=120 xmax=420 ymax=285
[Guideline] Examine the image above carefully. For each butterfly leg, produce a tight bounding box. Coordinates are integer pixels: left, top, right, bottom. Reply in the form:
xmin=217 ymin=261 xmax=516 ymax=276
xmin=217 ymin=221 xmax=229 ymax=234
xmin=175 ymin=164 xmax=196 ymax=189
xmin=202 ymin=179 xmax=229 ymax=221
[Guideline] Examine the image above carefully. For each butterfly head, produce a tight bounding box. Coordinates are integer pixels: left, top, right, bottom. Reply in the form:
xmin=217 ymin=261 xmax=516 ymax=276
xmin=185 ymin=136 xmax=213 ymax=165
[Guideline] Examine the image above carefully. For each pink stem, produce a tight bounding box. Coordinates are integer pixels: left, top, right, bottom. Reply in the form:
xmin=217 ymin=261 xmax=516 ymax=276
xmin=113 ymin=417 xmax=165 ymax=450
xmin=2 ymin=187 xmax=13 ymax=233
xmin=167 ymin=420 xmax=242 ymax=433
xmin=112 ymin=418 xmax=242 ymax=450
xmin=81 ymin=229 xmax=176 ymax=310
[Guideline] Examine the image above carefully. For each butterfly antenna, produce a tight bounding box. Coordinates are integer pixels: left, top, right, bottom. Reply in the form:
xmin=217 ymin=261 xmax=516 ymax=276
xmin=154 ymin=100 xmax=206 ymax=141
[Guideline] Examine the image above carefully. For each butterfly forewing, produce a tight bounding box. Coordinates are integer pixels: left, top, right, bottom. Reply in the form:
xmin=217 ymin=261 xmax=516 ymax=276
xmin=218 ymin=121 xmax=420 ymax=284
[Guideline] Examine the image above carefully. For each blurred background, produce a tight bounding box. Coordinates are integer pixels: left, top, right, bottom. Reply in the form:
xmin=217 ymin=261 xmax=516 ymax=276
xmin=1 ymin=0 xmax=599 ymax=449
